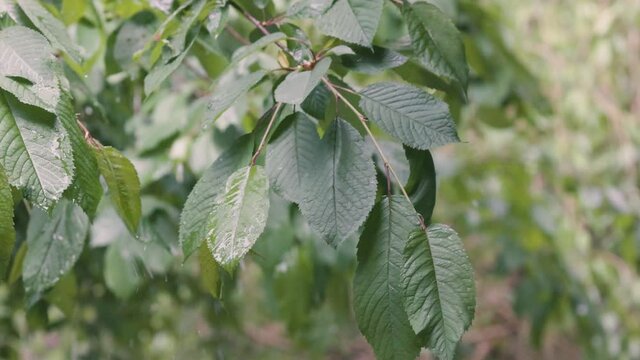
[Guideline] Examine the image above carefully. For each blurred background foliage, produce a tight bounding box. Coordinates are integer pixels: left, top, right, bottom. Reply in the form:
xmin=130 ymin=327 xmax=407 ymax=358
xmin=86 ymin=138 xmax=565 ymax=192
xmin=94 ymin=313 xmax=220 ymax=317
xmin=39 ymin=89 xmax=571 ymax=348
xmin=1 ymin=0 xmax=639 ymax=359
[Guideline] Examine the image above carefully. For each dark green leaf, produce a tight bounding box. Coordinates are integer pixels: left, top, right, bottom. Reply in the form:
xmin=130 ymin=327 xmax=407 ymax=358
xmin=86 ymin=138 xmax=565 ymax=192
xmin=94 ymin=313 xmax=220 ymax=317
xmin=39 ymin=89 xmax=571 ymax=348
xmin=0 ymin=165 xmax=15 ymax=277
xmin=317 ymin=0 xmax=384 ymax=46
xmin=341 ymin=45 xmax=408 ymax=74
xmin=404 ymin=146 xmax=436 ymax=223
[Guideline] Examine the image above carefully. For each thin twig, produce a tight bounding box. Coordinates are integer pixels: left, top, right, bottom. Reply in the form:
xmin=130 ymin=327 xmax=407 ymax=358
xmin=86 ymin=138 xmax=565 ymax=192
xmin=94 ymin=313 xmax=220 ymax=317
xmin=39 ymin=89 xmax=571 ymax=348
xmin=322 ymin=78 xmax=426 ymax=229
xmin=251 ymin=102 xmax=283 ymax=165
xmin=225 ymin=26 xmax=251 ymax=45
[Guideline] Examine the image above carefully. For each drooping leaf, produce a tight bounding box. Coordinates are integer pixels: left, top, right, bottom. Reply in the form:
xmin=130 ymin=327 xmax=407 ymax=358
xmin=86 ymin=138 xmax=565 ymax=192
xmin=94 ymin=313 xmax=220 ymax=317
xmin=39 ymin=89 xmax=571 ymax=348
xmin=404 ymin=146 xmax=436 ymax=223
xmin=265 ymin=112 xmax=321 ymax=203
xmin=0 ymin=165 xmax=15 ymax=277
xmin=317 ymin=0 xmax=384 ymax=46
xmin=402 ymin=2 xmax=468 ymax=89
xmin=341 ymin=45 xmax=408 ymax=74
xmin=402 ymin=224 xmax=475 ymax=360
xmin=298 ymin=118 xmax=376 ymax=247
xmin=207 ymin=165 xmax=269 ymax=272
xmin=22 ymin=200 xmax=89 ymax=296
xmin=274 ymin=57 xmax=332 ymax=105
xmin=144 ymin=35 xmax=197 ymax=95
xmin=0 ymin=26 xmax=62 ymax=111
xmin=104 ymin=239 xmax=142 ymax=300
xmin=94 ymin=146 xmax=141 ymax=234
xmin=359 ymin=82 xmax=459 ymax=150
xmin=354 ymin=195 xmax=421 ymax=360
xmin=230 ymin=32 xmax=286 ymax=66
xmin=0 ymin=91 xmax=74 ymax=209
xmin=16 ymin=0 xmax=83 ymax=63
xmin=203 ymin=70 xmax=266 ymax=127
xmin=198 ymin=243 xmax=220 ymax=298
xmin=179 ymin=135 xmax=253 ymax=259
xmin=57 ymin=91 xmax=102 ymax=218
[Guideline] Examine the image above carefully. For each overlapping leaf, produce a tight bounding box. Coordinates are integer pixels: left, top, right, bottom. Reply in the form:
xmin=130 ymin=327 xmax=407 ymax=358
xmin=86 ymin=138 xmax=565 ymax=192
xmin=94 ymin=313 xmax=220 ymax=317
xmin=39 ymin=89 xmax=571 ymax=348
xmin=405 ymin=146 xmax=436 ymax=223
xmin=204 ymin=70 xmax=266 ymax=126
xmin=274 ymin=58 xmax=331 ymax=105
xmin=0 ymin=166 xmax=15 ymax=277
xmin=317 ymin=0 xmax=383 ymax=46
xmin=341 ymin=45 xmax=408 ymax=74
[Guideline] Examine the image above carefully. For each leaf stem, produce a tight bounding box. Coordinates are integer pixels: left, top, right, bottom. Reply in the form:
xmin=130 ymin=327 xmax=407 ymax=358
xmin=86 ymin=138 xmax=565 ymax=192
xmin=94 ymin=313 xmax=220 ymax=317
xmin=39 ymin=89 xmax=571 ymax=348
xmin=251 ymin=102 xmax=283 ymax=165
xmin=322 ymin=78 xmax=426 ymax=229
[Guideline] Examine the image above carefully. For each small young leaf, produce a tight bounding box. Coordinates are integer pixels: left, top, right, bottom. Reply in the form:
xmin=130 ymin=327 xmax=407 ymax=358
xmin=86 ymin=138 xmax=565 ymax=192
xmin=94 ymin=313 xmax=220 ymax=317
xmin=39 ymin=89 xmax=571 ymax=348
xmin=298 ymin=118 xmax=376 ymax=247
xmin=94 ymin=146 xmax=141 ymax=234
xmin=179 ymin=135 xmax=253 ymax=259
xmin=403 ymin=2 xmax=469 ymax=89
xmin=404 ymin=146 xmax=436 ymax=224
xmin=22 ymin=199 xmax=89 ymax=296
xmin=274 ymin=57 xmax=331 ymax=105
xmin=317 ymin=0 xmax=384 ymax=47
xmin=402 ymin=224 xmax=475 ymax=360
xmin=204 ymin=70 xmax=266 ymax=126
xmin=0 ymin=166 xmax=15 ymax=277
xmin=354 ymin=195 xmax=421 ymax=360
xmin=359 ymin=82 xmax=459 ymax=150
xmin=207 ymin=165 xmax=270 ymax=272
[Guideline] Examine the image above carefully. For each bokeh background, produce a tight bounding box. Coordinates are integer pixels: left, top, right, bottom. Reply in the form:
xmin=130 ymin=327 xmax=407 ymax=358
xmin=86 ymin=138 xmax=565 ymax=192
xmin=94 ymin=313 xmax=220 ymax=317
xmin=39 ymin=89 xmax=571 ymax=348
xmin=1 ymin=0 xmax=639 ymax=359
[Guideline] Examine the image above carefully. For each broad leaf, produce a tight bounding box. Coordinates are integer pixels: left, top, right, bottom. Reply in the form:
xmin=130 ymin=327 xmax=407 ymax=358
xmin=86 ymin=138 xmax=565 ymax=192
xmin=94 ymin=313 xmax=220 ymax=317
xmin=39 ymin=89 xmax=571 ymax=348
xmin=402 ymin=224 xmax=475 ymax=360
xmin=403 ymin=2 xmax=468 ymax=89
xmin=404 ymin=146 xmax=436 ymax=223
xmin=16 ymin=0 xmax=83 ymax=63
xmin=274 ymin=57 xmax=331 ymax=105
xmin=341 ymin=45 xmax=408 ymax=74
xmin=265 ymin=112 xmax=321 ymax=203
xmin=288 ymin=0 xmax=332 ymax=19
xmin=0 ymin=91 xmax=74 ymax=209
xmin=0 ymin=26 xmax=62 ymax=111
xmin=354 ymin=195 xmax=421 ymax=360
xmin=298 ymin=118 xmax=376 ymax=247
xmin=104 ymin=239 xmax=142 ymax=299
xmin=204 ymin=70 xmax=266 ymax=127
xmin=94 ymin=146 xmax=141 ymax=234
xmin=359 ymin=82 xmax=459 ymax=150
xmin=22 ymin=199 xmax=89 ymax=296
xmin=317 ymin=0 xmax=384 ymax=46
xmin=179 ymin=135 xmax=253 ymax=259
xmin=207 ymin=165 xmax=269 ymax=272
xmin=0 ymin=166 xmax=15 ymax=277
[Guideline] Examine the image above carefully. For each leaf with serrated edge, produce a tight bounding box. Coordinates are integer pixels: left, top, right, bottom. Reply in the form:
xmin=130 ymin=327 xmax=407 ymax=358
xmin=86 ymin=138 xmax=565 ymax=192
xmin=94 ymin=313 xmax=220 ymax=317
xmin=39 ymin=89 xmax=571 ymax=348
xmin=0 ymin=91 xmax=74 ymax=209
xmin=94 ymin=146 xmax=141 ymax=234
xmin=274 ymin=57 xmax=331 ymax=105
xmin=0 ymin=166 xmax=15 ymax=277
xmin=359 ymin=82 xmax=459 ymax=150
xmin=179 ymin=135 xmax=253 ymax=259
xmin=16 ymin=0 xmax=83 ymax=63
xmin=317 ymin=0 xmax=383 ymax=46
xmin=203 ymin=70 xmax=265 ymax=127
xmin=22 ymin=199 xmax=89 ymax=296
xmin=403 ymin=224 xmax=475 ymax=360
xmin=354 ymin=195 xmax=421 ymax=360
xmin=207 ymin=165 xmax=269 ymax=272
xmin=298 ymin=118 xmax=376 ymax=247
xmin=402 ymin=2 xmax=468 ymax=89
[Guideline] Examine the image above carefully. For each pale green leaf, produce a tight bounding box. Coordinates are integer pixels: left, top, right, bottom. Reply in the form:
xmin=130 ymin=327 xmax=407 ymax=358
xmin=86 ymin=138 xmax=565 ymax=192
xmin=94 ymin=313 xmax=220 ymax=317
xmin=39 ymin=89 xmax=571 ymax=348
xmin=207 ymin=165 xmax=269 ymax=272
xmin=94 ymin=146 xmax=141 ymax=234
xmin=288 ymin=0 xmax=332 ymax=19
xmin=179 ymin=135 xmax=253 ymax=259
xmin=359 ymin=82 xmax=459 ymax=150
xmin=0 ymin=91 xmax=74 ymax=209
xmin=230 ymin=32 xmax=286 ymax=65
xmin=61 ymin=0 xmax=86 ymax=25
xmin=298 ymin=118 xmax=376 ymax=247
xmin=22 ymin=199 xmax=89 ymax=296
xmin=0 ymin=165 xmax=15 ymax=277
xmin=354 ymin=195 xmax=421 ymax=360
xmin=274 ymin=57 xmax=331 ymax=105
xmin=203 ymin=70 xmax=266 ymax=127
xmin=198 ymin=243 xmax=220 ymax=298
xmin=16 ymin=0 xmax=83 ymax=63
xmin=104 ymin=240 xmax=142 ymax=299
xmin=317 ymin=0 xmax=384 ymax=46
xmin=265 ymin=112 xmax=321 ymax=203
xmin=402 ymin=224 xmax=475 ymax=360
xmin=403 ymin=2 xmax=468 ymax=89
xmin=144 ymin=36 xmax=197 ymax=96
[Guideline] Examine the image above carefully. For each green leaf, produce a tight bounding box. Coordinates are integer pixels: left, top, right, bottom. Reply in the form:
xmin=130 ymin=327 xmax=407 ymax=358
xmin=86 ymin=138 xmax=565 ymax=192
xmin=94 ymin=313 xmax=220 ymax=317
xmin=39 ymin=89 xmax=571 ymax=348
xmin=0 ymin=90 xmax=74 ymax=209
xmin=203 ymin=70 xmax=266 ymax=127
xmin=230 ymin=32 xmax=286 ymax=66
xmin=94 ymin=146 xmax=141 ymax=234
xmin=61 ymin=0 xmax=87 ymax=25
xmin=298 ymin=118 xmax=376 ymax=247
xmin=16 ymin=0 xmax=83 ymax=63
xmin=104 ymin=239 xmax=142 ymax=300
xmin=265 ymin=113 xmax=321 ymax=203
xmin=0 ymin=26 xmax=62 ymax=111
xmin=57 ymin=91 xmax=102 ymax=218
xmin=341 ymin=45 xmax=408 ymax=74
xmin=22 ymin=199 xmax=89 ymax=296
xmin=402 ymin=224 xmax=475 ymax=360
xmin=404 ymin=146 xmax=436 ymax=223
xmin=144 ymin=36 xmax=197 ymax=96
xmin=198 ymin=243 xmax=220 ymax=298
xmin=359 ymin=82 xmax=459 ymax=150
xmin=44 ymin=271 xmax=77 ymax=317
xmin=402 ymin=2 xmax=468 ymax=89
xmin=207 ymin=165 xmax=269 ymax=272
xmin=274 ymin=57 xmax=331 ymax=105
xmin=288 ymin=0 xmax=333 ymax=19
xmin=317 ymin=0 xmax=384 ymax=46
xmin=0 ymin=165 xmax=15 ymax=278
xmin=354 ymin=195 xmax=421 ymax=360
xmin=179 ymin=135 xmax=253 ymax=259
